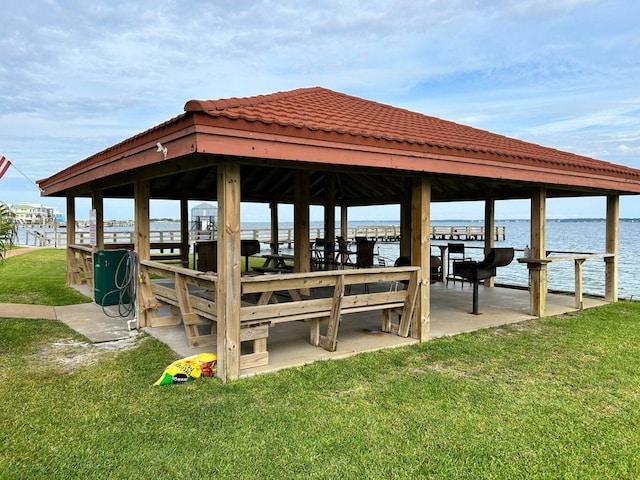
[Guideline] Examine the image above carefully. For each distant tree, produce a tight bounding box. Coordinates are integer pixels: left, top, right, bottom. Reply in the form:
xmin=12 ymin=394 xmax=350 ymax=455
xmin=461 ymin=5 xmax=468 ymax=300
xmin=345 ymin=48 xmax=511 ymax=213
xmin=0 ymin=202 xmax=17 ymax=263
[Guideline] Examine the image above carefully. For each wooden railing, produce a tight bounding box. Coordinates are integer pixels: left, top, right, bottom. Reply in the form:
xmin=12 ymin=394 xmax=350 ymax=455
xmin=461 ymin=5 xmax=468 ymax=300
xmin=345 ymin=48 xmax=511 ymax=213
xmin=67 ymin=244 xmax=94 ymax=288
xmin=518 ymin=252 xmax=615 ymax=310
xmin=23 ymin=224 xmax=507 ymax=247
xmin=137 ymin=260 xmax=420 ymax=372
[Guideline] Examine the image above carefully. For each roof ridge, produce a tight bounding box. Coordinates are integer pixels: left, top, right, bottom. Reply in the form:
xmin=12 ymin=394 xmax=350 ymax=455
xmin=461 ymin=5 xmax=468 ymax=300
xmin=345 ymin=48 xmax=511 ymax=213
xmin=184 ymin=86 xmax=326 ymax=112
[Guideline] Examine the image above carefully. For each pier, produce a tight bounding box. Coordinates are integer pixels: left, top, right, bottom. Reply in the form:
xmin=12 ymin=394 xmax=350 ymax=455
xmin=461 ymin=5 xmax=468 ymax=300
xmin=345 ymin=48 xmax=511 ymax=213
xmin=20 ymin=224 xmax=506 ymax=248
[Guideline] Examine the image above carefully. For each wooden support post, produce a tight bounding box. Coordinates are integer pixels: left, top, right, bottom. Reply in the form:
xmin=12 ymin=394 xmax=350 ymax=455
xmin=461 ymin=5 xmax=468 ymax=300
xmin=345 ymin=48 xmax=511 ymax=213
xmin=410 ymin=176 xmax=430 ymax=341
xmin=91 ymin=190 xmax=104 ymax=250
xmin=574 ymin=258 xmax=585 ymax=310
xmin=180 ymin=196 xmax=189 ymax=268
xmin=484 ymin=197 xmax=495 ymax=288
xmin=605 ymin=195 xmax=619 ymax=303
xmin=134 ymin=180 xmax=154 ymax=328
xmin=340 ymin=204 xmax=348 ymax=240
xmin=66 ymin=197 xmax=76 ymax=285
xmin=400 ymin=178 xmax=412 ymax=258
xmin=270 ymin=198 xmax=279 ymax=255
xmin=216 ymin=161 xmax=242 ymax=382
xmin=294 ymin=171 xmax=311 ymax=294
xmin=324 ymin=173 xmax=336 ymax=268
xmin=529 ymin=189 xmax=547 ymax=317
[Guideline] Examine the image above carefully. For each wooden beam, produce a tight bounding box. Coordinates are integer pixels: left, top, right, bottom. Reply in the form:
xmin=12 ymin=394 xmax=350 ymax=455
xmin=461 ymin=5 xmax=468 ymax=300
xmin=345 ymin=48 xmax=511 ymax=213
xmin=605 ymin=195 xmax=619 ymax=302
xmin=400 ymin=178 xmax=411 ymax=258
xmin=216 ymin=161 xmax=242 ymax=382
xmin=91 ymin=190 xmax=104 ymax=250
xmin=180 ymin=196 xmax=189 ymax=267
xmin=410 ymin=176 xmax=430 ymax=341
xmin=340 ymin=204 xmax=348 ymax=239
xmin=134 ymin=180 xmax=153 ymax=327
xmin=270 ymin=198 xmax=279 ymax=255
xmin=66 ymin=196 xmax=76 ymax=285
xmin=575 ymin=258 xmax=585 ymax=310
xmin=484 ymin=197 xmax=495 ymax=287
xmin=324 ymin=173 xmax=336 ymax=266
xmin=294 ymin=170 xmax=311 ymax=276
xmin=134 ymin=181 xmax=151 ymax=260
xmin=529 ymin=188 xmax=547 ymax=317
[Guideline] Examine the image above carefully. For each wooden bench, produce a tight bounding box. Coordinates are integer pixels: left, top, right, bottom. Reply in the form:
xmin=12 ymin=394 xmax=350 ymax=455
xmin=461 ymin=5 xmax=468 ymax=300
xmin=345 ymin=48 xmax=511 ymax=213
xmin=140 ymin=262 xmax=271 ymax=370
xmin=139 ymin=261 xmax=420 ymax=371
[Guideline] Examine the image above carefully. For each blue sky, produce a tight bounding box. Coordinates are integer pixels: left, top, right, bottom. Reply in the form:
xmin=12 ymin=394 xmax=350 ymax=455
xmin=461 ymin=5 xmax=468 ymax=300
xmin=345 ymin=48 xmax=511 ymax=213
xmin=1 ymin=0 xmax=639 ymax=221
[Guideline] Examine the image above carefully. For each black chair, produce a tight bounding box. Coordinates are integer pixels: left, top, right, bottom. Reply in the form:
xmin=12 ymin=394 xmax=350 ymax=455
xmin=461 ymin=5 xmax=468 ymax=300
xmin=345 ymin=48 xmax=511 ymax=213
xmin=430 ymin=255 xmax=442 ymax=282
xmin=453 ymin=248 xmax=515 ymax=314
xmin=335 ymin=236 xmax=355 ymax=267
xmin=446 ymin=243 xmax=469 ymax=286
xmin=355 ymin=238 xmax=376 ymax=268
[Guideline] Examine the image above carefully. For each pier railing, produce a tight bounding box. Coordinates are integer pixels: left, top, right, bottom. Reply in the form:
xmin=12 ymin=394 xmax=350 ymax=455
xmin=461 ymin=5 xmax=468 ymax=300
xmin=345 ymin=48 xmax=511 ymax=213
xmin=22 ymin=224 xmax=506 ymax=248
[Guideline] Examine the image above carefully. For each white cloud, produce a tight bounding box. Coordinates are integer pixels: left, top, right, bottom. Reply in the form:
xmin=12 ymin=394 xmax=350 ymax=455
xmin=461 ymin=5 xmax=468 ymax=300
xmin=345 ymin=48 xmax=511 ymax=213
xmin=617 ymin=145 xmax=640 ymax=154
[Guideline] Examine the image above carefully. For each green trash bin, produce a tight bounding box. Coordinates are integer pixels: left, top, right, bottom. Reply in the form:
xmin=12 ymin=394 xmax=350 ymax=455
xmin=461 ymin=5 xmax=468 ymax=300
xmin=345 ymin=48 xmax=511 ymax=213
xmin=94 ymin=249 xmax=131 ymax=306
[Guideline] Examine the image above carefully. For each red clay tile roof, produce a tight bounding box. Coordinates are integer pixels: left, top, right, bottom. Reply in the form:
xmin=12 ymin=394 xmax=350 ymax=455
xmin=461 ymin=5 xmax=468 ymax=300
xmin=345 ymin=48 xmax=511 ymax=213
xmin=184 ymin=86 xmax=637 ymax=177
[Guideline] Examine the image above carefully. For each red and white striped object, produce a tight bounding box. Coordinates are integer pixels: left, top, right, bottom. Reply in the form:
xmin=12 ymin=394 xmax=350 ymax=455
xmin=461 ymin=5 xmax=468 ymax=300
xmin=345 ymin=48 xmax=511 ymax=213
xmin=0 ymin=156 xmax=11 ymax=179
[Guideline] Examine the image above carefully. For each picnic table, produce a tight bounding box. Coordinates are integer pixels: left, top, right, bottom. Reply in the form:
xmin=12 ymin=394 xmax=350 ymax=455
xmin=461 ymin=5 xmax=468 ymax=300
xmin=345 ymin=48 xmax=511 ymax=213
xmin=261 ymin=253 xmax=295 ymax=268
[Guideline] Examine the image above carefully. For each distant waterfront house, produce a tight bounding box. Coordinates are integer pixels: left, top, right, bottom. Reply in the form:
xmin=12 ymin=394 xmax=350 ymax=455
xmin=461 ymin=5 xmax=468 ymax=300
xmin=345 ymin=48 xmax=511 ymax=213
xmin=10 ymin=202 xmax=60 ymax=226
xmin=37 ymin=87 xmax=640 ymax=381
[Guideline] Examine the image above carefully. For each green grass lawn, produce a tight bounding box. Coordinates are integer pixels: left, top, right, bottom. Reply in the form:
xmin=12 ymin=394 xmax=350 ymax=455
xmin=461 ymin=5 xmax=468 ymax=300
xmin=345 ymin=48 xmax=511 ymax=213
xmin=1 ymin=249 xmax=640 ymax=478
xmin=0 ymin=249 xmax=91 ymax=305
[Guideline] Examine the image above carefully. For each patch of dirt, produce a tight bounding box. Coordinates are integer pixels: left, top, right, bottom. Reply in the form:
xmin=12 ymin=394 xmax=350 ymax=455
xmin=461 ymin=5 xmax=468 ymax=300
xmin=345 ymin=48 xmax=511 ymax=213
xmin=34 ymin=334 xmax=141 ymax=372
xmin=492 ymin=319 xmax=543 ymax=335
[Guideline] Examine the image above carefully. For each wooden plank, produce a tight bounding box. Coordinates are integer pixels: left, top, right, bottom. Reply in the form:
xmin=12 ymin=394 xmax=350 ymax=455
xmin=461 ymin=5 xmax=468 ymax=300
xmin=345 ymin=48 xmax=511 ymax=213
xmin=175 ymin=273 xmax=201 ymax=342
xmin=240 ymin=352 xmax=269 ymax=370
xmin=484 ymin=197 xmax=495 ymax=288
xmin=240 ymin=324 xmax=269 ymax=342
xmin=180 ymin=196 xmax=190 ymax=267
xmin=319 ymin=275 xmax=344 ymax=352
xmin=91 ymin=190 xmax=104 ymax=250
xmin=241 ymin=267 xmax=417 ymax=294
xmin=241 ymin=298 xmax=334 ymax=322
xmin=340 ymin=291 xmax=407 ymax=307
xmin=310 ymin=317 xmax=323 ymax=346
xmin=399 ymin=270 xmax=419 ymax=337
xmin=381 ymin=309 xmax=391 ymax=333
xmin=574 ymin=258 xmax=585 ymax=310
xmin=182 ymin=312 xmax=202 ymax=327
xmin=66 ymin=197 xmax=77 ymax=285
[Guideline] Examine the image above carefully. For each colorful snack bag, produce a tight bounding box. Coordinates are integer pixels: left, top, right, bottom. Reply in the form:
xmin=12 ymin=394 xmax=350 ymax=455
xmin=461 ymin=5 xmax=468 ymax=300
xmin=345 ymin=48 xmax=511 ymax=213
xmin=154 ymin=353 xmax=217 ymax=385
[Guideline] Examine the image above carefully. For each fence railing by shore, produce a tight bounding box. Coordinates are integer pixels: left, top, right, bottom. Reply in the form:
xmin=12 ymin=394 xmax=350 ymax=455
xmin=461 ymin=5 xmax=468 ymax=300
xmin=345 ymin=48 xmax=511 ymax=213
xmin=22 ymin=224 xmax=506 ymax=248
